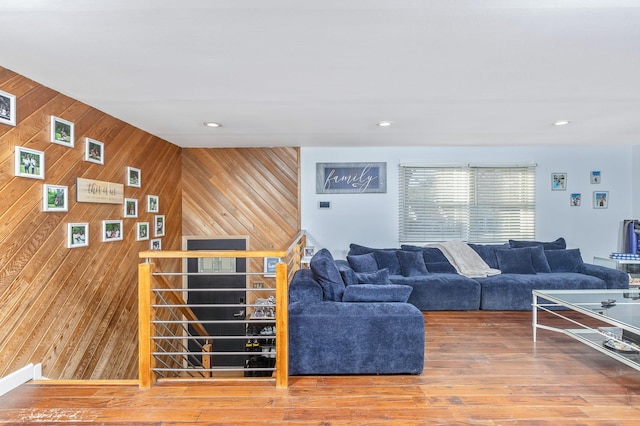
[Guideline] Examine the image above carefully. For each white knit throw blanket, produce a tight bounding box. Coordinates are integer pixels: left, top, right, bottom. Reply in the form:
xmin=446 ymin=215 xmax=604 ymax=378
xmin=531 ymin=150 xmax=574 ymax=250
xmin=429 ymin=241 xmax=501 ymax=278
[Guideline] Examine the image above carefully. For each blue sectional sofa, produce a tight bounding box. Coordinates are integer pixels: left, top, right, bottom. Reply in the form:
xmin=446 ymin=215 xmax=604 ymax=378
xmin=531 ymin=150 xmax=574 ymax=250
xmin=288 ymin=249 xmax=425 ymax=376
xmin=346 ymin=238 xmax=629 ymax=311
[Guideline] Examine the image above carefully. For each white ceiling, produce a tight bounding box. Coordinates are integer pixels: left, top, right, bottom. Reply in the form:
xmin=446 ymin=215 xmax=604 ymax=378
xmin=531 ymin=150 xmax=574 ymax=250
xmin=1 ymin=0 xmax=640 ymax=148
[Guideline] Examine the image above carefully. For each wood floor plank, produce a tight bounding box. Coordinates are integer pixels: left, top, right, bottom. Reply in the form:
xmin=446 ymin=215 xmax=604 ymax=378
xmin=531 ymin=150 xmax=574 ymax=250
xmin=2 ymin=311 xmax=640 ymax=424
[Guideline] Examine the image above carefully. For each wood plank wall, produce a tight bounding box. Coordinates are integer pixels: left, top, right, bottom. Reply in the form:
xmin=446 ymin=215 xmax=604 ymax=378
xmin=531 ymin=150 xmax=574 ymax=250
xmin=182 ymin=148 xmax=300 ymax=298
xmin=0 ymin=66 xmax=183 ymax=380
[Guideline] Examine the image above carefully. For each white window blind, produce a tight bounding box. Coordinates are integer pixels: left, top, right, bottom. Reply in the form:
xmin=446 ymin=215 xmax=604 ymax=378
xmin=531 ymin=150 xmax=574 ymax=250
xmin=399 ymin=165 xmax=535 ymax=243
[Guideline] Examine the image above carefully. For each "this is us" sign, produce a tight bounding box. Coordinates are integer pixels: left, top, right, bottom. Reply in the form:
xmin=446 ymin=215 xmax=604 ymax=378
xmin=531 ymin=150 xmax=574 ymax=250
xmin=316 ymin=162 xmax=386 ymax=194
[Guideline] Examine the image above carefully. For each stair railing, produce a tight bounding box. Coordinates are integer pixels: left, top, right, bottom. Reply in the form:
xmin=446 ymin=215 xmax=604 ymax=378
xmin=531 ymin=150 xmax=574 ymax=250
xmin=138 ymin=231 xmax=306 ymax=389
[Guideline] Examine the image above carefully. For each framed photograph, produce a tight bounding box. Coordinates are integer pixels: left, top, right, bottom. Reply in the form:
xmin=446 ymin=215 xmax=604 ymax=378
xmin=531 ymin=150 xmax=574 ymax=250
xmin=303 ymin=246 xmax=315 ymax=258
xmin=0 ymin=89 xmax=16 ymax=126
xmin=591 ymin=171 xmax=601 ymax=184
xmin=15 ymin=146 xmax=45 ymax=179
xmin=103 ymin=220 xmax=123 ymax=242
xmin=136 ymin=222 xmax=149 ymax=241
xmin=127 ymin=166 xmax=141 ymax=188
xmin=570 ymin=193 xmax=581 ymax=207
xmin=154 ymin=215 xmax=165 ymax=237
xmin=124 ymin=198 xmax=138 ymax=218
xmin=264 ymin=257 xmax=279 ymax=277
xmin=68 ymin=223 xmax=89 ymax=248
xmin=594 ymin=191 xmax=609 ymax=209
xmin=147 ymin=195 xmax=159 ymax=213
xmin=551 ymin=173 xmax=566 ymax=191
xmin=150 ymin=238 xmax=162 ymax=250
xmin=85 ymin=138 xmax=104 ymax=165
xmin=50 ymin=116 xmax=74 ymax=147
xmin=43 ymin=184 xmax=68 ymax=212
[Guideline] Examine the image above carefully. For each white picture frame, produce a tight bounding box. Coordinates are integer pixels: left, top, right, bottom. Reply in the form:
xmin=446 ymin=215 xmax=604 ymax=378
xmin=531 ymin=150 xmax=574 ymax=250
xmin=154 ymin=215 xmax=165 ymax=237
xmin=127 ymin=166 xmax=141 ymax=188
xmin=103 ymin=220 xmax=123 ymax=242
xmin=43 ymin=184 xmax=68 ymax=212
xmin=85 ymin=138 xmax=104 ymax=165
xmin=147 ymin=195 xmax=159 ymax=213
xmin=150 ymin=238 xmax=162 ymax=250
xmin=68 ymin=223 xmax=89 ymax=248
xmin=0 ymin=89 xmax=16 ymax=126
xmin=15 ymin=146 xmax=45 ymax=179
xmin=136 ymin=222 xmax=149 ymax=241
xmin=124 ymin=198 xmax=138 ymax=218
xmin=50 ymin=116 xmax=74 ymax=147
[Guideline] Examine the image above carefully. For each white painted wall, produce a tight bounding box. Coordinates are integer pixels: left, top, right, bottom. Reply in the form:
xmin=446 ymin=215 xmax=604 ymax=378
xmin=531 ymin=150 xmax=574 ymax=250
xmin=301 ymin=146 xmax=633 ymax=263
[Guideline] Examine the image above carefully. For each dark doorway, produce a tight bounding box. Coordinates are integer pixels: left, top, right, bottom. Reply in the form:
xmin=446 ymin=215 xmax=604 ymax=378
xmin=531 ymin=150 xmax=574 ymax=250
xmin=185 ymin=237 xmax=247 ymax=367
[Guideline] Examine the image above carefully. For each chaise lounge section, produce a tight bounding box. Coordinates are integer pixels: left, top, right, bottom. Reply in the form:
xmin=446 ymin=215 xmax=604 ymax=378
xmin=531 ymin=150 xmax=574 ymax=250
xmin=288 ymin=249 xmax=425 ymax=376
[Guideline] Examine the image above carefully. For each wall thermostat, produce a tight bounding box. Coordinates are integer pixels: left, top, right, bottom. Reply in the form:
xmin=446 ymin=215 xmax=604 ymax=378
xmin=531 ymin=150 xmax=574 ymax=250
xmin=318 ymin=201 xmax=331 ymax=209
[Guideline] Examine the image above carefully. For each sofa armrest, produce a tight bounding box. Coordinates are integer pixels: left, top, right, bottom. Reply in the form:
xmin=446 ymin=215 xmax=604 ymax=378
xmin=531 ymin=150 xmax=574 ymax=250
xmin=289 ymin=269 xmax=323 ymax=304
xmin=580 ymin=263 xmax=629 ymax=289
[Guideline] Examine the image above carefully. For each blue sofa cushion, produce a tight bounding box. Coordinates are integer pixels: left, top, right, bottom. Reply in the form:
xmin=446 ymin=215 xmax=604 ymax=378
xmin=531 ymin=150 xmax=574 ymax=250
xmin=397 ymin=250 xmax=429 ymax=276
xmin=373 ymin=250 xmax=401 ymax=275
xmin=342 ymin=284 xmax=413 ymax=303
xmin=468 ymin=243 xmax=509 ymax=269
xmin=356 ymin=268 xmax=391 ymax=285
xmin=496 ymin=248 xmax=536 ymax=274
xmin=309 ymin=249 xmax=345 ymax=301
xmin=529 ymin=245 xmax=552 ymax=273
xmin=348 ymin=243 xmax=398 ymax=256
xmin=340 ymin=268 xmax=357 ymax=286
xmin=401 ymin=245 xmax=457 ymax=273
xmin=347 ymin=252 xmax=378 ymax=273
xmin=545 ymin=248 xmax=584 ymax=272
xmin=509 ymin=237 xmax=566 ymax=250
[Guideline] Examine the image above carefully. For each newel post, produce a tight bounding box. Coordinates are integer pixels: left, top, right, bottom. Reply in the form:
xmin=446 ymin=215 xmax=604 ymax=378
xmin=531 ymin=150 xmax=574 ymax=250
xmin=138 ymin=262 xmax=157 ymax=388
xmin=275 ymin=261 xmax=288 ymax=388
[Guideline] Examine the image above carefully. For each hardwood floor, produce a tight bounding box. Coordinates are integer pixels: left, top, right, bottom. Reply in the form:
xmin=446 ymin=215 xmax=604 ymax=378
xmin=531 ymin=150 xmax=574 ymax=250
xmin=2 ymin=311 xmax=640 ymax=425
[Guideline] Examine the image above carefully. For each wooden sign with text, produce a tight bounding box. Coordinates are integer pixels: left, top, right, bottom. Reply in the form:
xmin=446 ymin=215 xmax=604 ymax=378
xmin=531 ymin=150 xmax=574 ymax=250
xmin=76 ymin=178 xmax=124 ymax=204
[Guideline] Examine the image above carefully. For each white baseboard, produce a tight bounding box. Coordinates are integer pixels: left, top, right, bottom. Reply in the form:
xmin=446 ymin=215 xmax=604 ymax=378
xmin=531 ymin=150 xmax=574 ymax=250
xmin=0 ymin=363 xmax=43 ymax=397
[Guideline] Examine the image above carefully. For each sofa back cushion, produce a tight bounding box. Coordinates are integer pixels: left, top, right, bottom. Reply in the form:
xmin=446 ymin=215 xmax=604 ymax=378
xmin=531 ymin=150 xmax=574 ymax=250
xmin=496 ymin=248 xmax=536 ymax=274
xmin=468 ymin=243 xmax=509 ymax=269
xmin=347 ymin=252 xmax=378 ymax=273
xmin=401 ymin=245 xmax=457 ymax=273
xmin=509 ymin=237 xmax=566 ymax=250
xmin=545 ymin=248 xmax=584 ymax=272
xmin=341 ymin=268 xmax=391 ymax=286
xmin=372 ymin=250 xmax=401 ymax=275
xmin=396 ymin=250 xmax=429 ymax=276
xmin=309 ymin=249 xmax=345 ymax=301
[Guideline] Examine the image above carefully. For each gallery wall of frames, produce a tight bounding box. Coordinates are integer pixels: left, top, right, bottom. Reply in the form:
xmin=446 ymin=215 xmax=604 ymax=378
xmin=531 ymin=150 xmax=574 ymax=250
xmin=0 ymin=66 xmax=183 ymax=380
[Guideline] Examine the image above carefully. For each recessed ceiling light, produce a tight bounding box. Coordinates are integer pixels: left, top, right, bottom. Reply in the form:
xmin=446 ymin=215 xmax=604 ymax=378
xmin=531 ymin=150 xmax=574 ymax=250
xmin=553 ymin=120 xmax=570 ymax=126
xmin=204 ymin=122 xmax=222 ymax=128
xmin=377 ymin=121 xmax=393 ymax=127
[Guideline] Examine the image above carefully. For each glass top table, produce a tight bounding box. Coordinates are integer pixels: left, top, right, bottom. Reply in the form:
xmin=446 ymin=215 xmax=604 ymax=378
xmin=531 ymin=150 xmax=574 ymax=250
xmin=533 ymin=289 xmax=640 ymax=372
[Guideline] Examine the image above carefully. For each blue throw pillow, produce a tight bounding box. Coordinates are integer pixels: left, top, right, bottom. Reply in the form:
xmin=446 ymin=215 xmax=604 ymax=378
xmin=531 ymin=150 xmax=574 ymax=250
xmin=339 ymin=268 xmax=358 ymax=286
xmin=509 ymin=237 xmax=566 ymax=250
xmin=373 ymin=250 xmax=401 ymax=275
xmin=355 ymin=268 xmax=391 ymax=285
xmin=496 ymin=248 xmax=536 ymax=274
xmin=346 ymin=252 xmax=378 ymax=273
xmin=341 ymin=284 xmax=413 ymax=303
xmin=309 ymin=249 xmax=345 ymax=301
xmin=545 ymin=248 xmax=584 ymax=272
xmin=396 ymin=250 xmax=429 ymax=277
xmin=468 ymin=243 xmax=510 ymax=270
xmin=529 ymin=245 xmax=552 ymax=273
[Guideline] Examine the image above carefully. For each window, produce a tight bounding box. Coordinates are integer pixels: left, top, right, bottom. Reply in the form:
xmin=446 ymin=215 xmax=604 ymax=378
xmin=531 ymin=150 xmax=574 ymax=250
xmin=399 ymin=165 xmax=535 ymax=243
